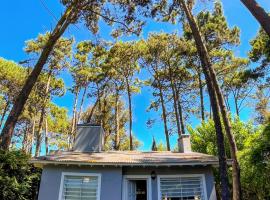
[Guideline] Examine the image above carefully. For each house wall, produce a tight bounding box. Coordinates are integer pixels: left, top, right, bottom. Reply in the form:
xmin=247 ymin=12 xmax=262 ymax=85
xmin=38 ymin=165 xmax=216 ymax=200
xmin=123 ymin=166 xmax=217 ymax=200
xmin=38 ymin=165 xmax=123 ymax=200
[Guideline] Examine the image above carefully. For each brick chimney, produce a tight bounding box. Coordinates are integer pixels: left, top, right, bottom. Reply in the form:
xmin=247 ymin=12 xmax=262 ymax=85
xmin=178 ymin=134 xmax=192 ymax=153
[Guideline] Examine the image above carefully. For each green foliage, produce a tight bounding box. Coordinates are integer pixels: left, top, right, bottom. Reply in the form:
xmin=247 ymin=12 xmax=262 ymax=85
xmin=0 ymin=1 xmax=269 ymax=198
xmin=47 ymin=104 xmax=70 ymax=150
xmin=156 ymin=141 xmax=167 ymax=151
xmin=61 ymin=0 xmax=151 ymax=36
xmin=0 ymin=58 xmax=28 ymax=102
xmin=249 ymin=29 xmax=270 ymax=68
xmin=249 ymin=29 xmax=270 ymax=124
xmin=184 ymin=2 xmax=240 ymax=51
xmin=139 ymin=33 xmax=194 ymax=134
xmin=25 ymin=33 xmax=73 ymax=72
xmin=105 ymin=133 xmax=142 ymax=151
xmin=80 ymin=94 xmax=142 ymax=151
xmin=0 ymin=150 xmax=41 ymax=200
xmin=239 ymin=123 xmax=270 ymax=199
xmin=0 ymin=56 xmax=68 ymax=154
xmin=188 ymin=118 xmax=269 ymax=199
xmin=188 ymin=117 xmax=257 ymax=156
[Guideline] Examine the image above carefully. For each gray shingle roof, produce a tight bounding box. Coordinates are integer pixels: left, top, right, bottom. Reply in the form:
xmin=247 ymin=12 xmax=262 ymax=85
xmin=31 ymin=151 xmax=219 ymax=166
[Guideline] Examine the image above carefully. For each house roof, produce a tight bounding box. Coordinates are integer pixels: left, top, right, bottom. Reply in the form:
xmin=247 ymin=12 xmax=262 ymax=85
xmin=31 ymin=151 xmax=220 ymax=167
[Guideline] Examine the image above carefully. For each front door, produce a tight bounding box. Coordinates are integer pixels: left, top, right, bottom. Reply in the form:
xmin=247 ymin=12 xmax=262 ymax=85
xmin=123 ymin=176 xmax=151 ymax=200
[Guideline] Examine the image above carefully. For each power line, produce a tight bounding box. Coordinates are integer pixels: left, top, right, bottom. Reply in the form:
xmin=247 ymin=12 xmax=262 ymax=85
xmin=39 ymin=0 xmax=81 ymax=32
xmin=39 ymin=0 xmax=58 ymax=22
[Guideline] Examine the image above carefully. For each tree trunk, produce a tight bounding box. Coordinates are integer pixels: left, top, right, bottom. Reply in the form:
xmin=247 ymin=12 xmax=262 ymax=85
xmin=29 ymin=118 xmax=36 ymax=154
xmin=193 ymin=6 xmax=242 ymax=198
xmin=35 ymin=113 xmax=43 ymax=157
xmin=114 ymin=88 xmax=120 ymax=150
xmin=168 ymin=66 xmax=182 ymax=137
xmin=126 ymin=78 xmax=133 ymax=150
xmin=173 ymin=85 xmax=182 ymax=136
xmin=77 ymin=85 xmax=88 ymax=123
xmin=35 ymin=70 xmax=52 ymax=157
xmin=101 ymin=96 xmax=107 ymax=129
xmin=234 ymin=95 xmax=240 ymax=117
xmin=22 ymin=118 xmax=35 ymax=154
xmin=157 ymin=81 xmax=171 ymax=151
xmin=86 ymin=97 xmax=99 ymax=123
xmin=0 ymin=101 xmax=10 ymax=129
xmin=225 ymin=95 xmax=231 ymax=112
xmin=198 ymin=70 xmax=205 ymax=121
xmin=45 ymin=118 xmax=49 ymax=155
xmin=209 ymin=104 xmax=212 ymax=119
xmin=176 ymin=91 xmax=186 ymax=135
xmin=70 ymin=87 xmax=79 ymax=147
xmin=179 ymin=1 xmax=231 ymax=199
xmin=214 ymin=88 xmax=242 ymax=200
xmin=241 ymin=0 xmax=270 ymax=37
xmin=0 ymin=5 xmax=77 ymax=150
xmin=22 ymin=123 xmax=30 ymax=153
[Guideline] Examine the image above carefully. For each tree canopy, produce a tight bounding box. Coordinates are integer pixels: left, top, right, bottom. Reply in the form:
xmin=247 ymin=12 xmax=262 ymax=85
xmin=0 ymin=0 xmax=270 ymax=199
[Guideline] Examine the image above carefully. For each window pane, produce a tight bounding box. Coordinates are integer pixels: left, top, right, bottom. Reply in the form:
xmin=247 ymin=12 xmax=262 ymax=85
xmin=62 ymin=175 xmax=99 ymax=200
xmin=160 ymin=177 xmax=205 ymax=200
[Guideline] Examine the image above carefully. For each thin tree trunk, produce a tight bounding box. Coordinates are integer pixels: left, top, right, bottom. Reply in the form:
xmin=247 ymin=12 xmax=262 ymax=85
xmin=234 ymin=96 xmax=240 ymax=117
xmin=0 ymin=101 xmax=10 ymax=129
xmin=114 ymin=88 xmax=120 ymax=150
xmin=241 ymin=0 xmax=270 ymax=37
xmin=71 ymin=87 xmax=79 ymax=147
xmin=77 ymin=85 xmax=88 ymax=123
xmin=0 ymin=4 xmax=77 ymax=150
xmin=225 ymin=95 xmax=231 ymax=112
xmin=97 ymin=87 xmax=102 ymax=112
xmin=22 ymin=123 xmax=30 ymax=152
xmin=152 ymin=64 xmax=171 ymax=150
xmin=22 ymin=129 xmax=27 ymax=152
xmin=176 ymin=91 xmax=186 ymax=135
xmin=29 ymin=118 xmax=36 ymax=155
xmin=179 ymin=1 xmax=231 ymax=199
xmin=216 ymin=89 xmax=242 ymax=200
xmin=232 ymin=91 xmax=240 ymax=116
xmin=104 ymin=128 xmax=112 ymax=146
xmin=168 ymin=65 xmax=182 ymax=136
xmin=209 ymin=103 xmax=212 ymax=119
xmin=126 ymin=78 xmax=133 ymax=150
xmin=35 ymin=113 xmax=43 ymax=157
xmin=101 ymin=96 xmax=107 ymax=128
xmin=86 ymin=98 xmax=99 ymax=123
xmin=172 ymin=83 xmax=182 ymax=136
xmin=157 ymin=81 xmax=171 ymax=151
xmin=45 ymin=118 xmax=49 ymax=155
xmin=198 ymin=15 xmax=242 ymax=200
xmin=35 ymin=70 xmax=52 ymax=157
xmin=198 ymin=70 xmax=205 ymax=121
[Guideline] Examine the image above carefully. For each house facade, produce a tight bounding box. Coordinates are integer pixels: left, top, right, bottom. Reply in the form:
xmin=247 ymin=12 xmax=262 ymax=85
xmin=32 ymin=124 xmax=218 ymax=200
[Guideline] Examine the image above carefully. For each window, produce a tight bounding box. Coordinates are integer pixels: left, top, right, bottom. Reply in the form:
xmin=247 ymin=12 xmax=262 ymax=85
xmin=158 ymin=175 xmax=206 ymax=200
xmin=59 ymin=173 xmax=101 ymax=200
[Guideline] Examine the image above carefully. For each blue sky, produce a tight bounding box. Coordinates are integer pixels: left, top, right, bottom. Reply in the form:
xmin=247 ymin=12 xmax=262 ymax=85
xmin=0 ymin=0 xmax=269 ymax=151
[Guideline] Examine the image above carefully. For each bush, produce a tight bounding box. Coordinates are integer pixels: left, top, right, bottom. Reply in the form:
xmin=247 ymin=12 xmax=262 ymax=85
xmin=0 ymin=150 xmax=41 ymax=200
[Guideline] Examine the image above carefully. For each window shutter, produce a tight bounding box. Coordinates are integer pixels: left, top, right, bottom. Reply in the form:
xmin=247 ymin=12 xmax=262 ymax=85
xmin=160 ymin=176 xmax=205 ymax=200
xmin=62 ymin=175 xmax=99 ymax=200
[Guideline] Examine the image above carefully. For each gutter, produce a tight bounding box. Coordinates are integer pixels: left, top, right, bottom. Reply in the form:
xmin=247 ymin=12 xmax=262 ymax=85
xmin=30 ymin=159 xmax=224 ymax=168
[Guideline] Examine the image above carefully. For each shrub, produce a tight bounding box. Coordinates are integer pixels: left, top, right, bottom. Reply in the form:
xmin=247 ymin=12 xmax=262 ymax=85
xmin=0 ymin=150 xmax=41 ymax=200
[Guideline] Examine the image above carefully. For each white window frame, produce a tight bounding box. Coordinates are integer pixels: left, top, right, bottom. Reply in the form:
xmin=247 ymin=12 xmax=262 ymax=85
xmin=58 ymin=172 xmax=102 ymax=200
xmin=122 ymin=175 xmax=152 ymax=200
xmin=157 ymin=174 xmax=208 ymax=200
